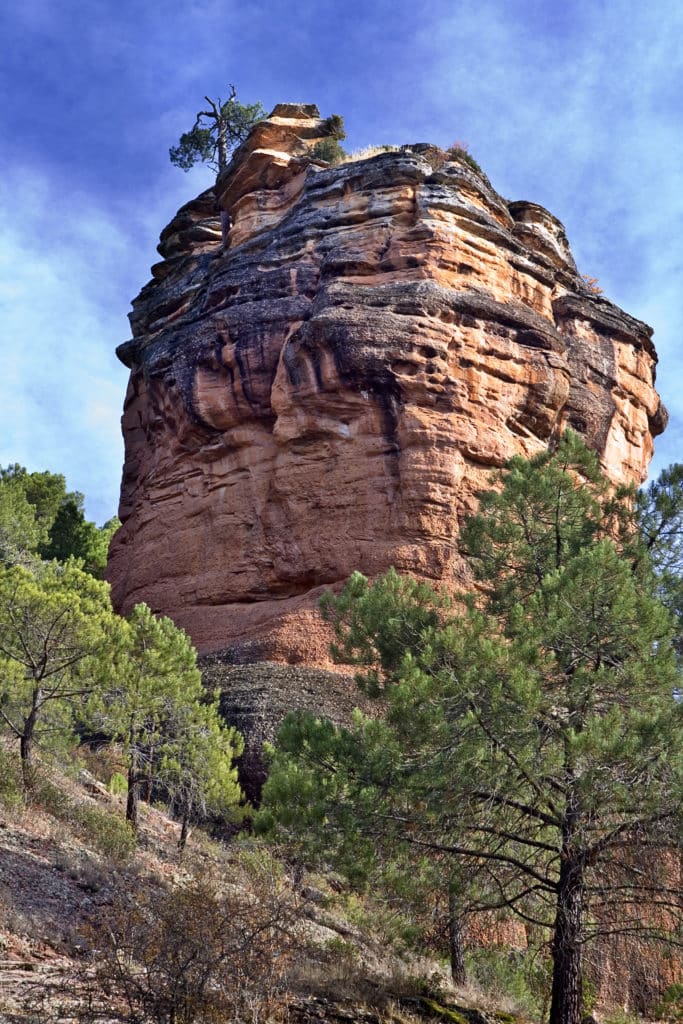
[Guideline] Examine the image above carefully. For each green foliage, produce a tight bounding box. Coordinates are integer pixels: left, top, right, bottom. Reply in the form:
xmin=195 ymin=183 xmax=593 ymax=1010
xmin=465 ymin=949 xmax=549 ymax=1018
xmin=30 ymin=769 xmax=135 ymax=860
xmin=158 ymin=694 xmax=244 ymax=846
xmin=446 ymin=143 xmax=484 ymax=176
xmin=0 ymin=474 xmax=43 ymax=564
xmin=312 ymin=137 xmax=347 ymax=165
xmin=169 ymin=86 xmax=265 ymax=174
xmin=88 ymin=603 xmax=243 ymax=834
xmin=0 ymin=559 xmax=123 ymax=780
xmin=0 ymin=464 xmax=72 ymax=565
xmin=323 ymin=934 xmax=360 ymax=965
xmin=322 ymin=113 xmax=346 ymax=140
xmin=603 ymin=1011 xmax=641 ymax=1024
xmin=656 ymin=983 xmax=683 ymax=1022
xmin=40 ymin=495 xmax=119 ymax=577
xmin=71 ymin=803 xmax=136 ymax=861
xmin=0 ymin=464 xmax=67 ymax=560
xmin=108 ymin=771 xmax=128 ymax=796
xmin=320 ymin=566 xmax=448 ymax=695
xmin=31 ymin=775 xmax=74 ymax=818
xmin=460 ymin=430 xmax=613 ymax=612
xmin=0 ymin=463 xmax=118 ymax=575
xmin=638 ymin=462 xmax=683 ymax=658
xmin=260 ymin=432 xmax=683 ymax=1024
xmin=0 ymin=747 xmax=22 ymax=808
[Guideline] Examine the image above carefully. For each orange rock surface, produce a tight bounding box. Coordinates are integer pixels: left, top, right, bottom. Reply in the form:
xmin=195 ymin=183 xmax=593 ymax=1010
xmin=108 ymin=104 xmax=666 ymax=661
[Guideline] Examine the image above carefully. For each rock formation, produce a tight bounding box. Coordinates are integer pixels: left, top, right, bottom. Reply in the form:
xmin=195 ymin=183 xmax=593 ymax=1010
xmin=107 ymin=106 xmax=677 ymax=1008
xmin=108 ymin=103 xmax=666 ymax=665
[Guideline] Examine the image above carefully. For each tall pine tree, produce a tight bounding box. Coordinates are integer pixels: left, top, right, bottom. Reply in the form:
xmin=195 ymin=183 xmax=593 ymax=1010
xmin=260 ymin=434 xmax=683 ymax=1024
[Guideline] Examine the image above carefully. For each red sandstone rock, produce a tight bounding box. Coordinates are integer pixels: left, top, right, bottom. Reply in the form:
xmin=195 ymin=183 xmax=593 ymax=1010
xmin=108 ymin=110 xmax=678 ymax=1009
xmin=108 ymin=105 xmax=667 ymax=663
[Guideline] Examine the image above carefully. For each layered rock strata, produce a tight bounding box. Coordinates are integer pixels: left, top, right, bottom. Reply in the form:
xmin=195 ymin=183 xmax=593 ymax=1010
xmin=109 ymin=103 xmax=666 ymax=664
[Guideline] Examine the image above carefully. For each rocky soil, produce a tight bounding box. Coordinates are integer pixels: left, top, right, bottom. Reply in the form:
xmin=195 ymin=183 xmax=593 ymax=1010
xmin=0 ymin=756 xmax=542 ymax=1024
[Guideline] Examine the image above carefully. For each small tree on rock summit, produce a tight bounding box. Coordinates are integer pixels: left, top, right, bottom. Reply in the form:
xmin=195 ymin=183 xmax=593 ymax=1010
xmin=169 ymin=85 xmax=265 ymax=175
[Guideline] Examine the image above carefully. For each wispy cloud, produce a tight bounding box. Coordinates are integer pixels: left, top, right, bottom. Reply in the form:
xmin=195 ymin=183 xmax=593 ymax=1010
xmin=0 ymin=169 xmax=132 ymax=522
xmin=413 ymin=0 xmax=683 ymax=474
xmin=1 ymin=0 xmax=681 ymax=523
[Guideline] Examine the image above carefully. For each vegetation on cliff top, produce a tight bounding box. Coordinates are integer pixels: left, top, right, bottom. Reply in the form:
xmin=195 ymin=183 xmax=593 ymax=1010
xmin=169 ymin=85 xmax=266 ymax=174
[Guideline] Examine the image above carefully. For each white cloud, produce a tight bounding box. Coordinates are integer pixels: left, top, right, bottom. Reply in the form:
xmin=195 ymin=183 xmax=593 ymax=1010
xmin=0 ymin=168 xmax=133 ymax=523
xmin=414 ymin=0 xmax=683 ymax=477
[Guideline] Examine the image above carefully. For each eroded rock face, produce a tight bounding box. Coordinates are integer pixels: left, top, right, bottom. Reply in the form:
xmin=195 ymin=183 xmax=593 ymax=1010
xmin=109 ymin=103 xmax=666 ymax=662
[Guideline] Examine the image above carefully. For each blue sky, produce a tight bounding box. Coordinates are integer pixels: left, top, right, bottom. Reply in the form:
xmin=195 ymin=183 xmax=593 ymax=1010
xmin=1 ymin=0 xmax=682 ymax=523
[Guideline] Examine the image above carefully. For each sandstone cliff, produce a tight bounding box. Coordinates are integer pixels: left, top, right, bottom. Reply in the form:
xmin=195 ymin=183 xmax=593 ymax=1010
xmin=108 ymin=103 xmax=666 ymax=664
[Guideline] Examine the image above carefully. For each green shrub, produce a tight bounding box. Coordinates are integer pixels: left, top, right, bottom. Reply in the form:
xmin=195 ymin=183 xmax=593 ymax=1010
xmin=312 ymin=138 xmax=347 ymax=165
xmin=32 ymin=776 xmax=72 ymax=819
xmin=72 ymin=804 xmax=136 ymax=862
xmin=604 ymin=1011 xmax=641 ymax=1024
xmin=465 ymin=948 xmax=549 ymax=1019
xmin=324 ymin=935 xmax=360 ymax=966
xmin=323 ymin=113 xmax=346 ymax=140
xmin=656 ymin=984 xmax=683 ymax=1022
xmin=108 ymin=771 xmax=128 ymax=797
xmin=447 ymin=144 xmax=484 ymax=176
xmin=0 ymin=749 xmax=22 ymax=808
xmin=30 ymin=772 xmax=135 ymax=861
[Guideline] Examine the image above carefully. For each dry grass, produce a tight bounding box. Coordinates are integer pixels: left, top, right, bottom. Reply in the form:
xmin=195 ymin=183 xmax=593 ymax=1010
xmin=0 ymin=755 xmax=539 ymax=1023
xmin=341 ymin=144 xmax=401 ymax=164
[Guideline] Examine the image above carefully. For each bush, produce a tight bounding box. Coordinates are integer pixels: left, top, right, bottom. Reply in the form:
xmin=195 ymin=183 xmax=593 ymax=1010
xmin=79 ymin=870 xmax=300 ymax=1023
xmin=656 ymin=985 xmax=683 ymax=1023
xmin=323 ymin=934 xmax=360 ymax=976
xmin=446 ymin=142 xmax=484 ymax=176
xmin=31 ymin=776 xmax=72 ymax=819
xmin=312 ymin=138 xmax=347 ymax=165
xmin=72 ymin=804 xmax=136 ymax=862
xmin=108 ymin=771 xmax=128 ymax=797
xmin=0 ymin=748 xmax=22 ymax=808
xmin=29 ymin=770 xmax=135 ymax=861
xmin=465 ymin=948 xmax=550 ymax=1018
xmin=323 ymin=113 xmax=346 ymax=140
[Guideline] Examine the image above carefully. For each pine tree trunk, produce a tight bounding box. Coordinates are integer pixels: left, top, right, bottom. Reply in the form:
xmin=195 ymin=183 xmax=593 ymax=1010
xmin=20 ymin=732 xmax=34 ymax=788
xmin=448 ymin=887 xmax=467 ymax=986
xmin=126 ymin=776 xmax=139 ymax=831
xmin=178 ymin=810 xmax=189 ymax=851
xmin=20 ymin=732 xmax=33 ymax=768
xmin=126 ymin=749 xmax=139 ymax=832
xmin=20 ymin=691 xmax=40 ymax=788
xmin=549 ymin=856 xmax=584 ymax=1024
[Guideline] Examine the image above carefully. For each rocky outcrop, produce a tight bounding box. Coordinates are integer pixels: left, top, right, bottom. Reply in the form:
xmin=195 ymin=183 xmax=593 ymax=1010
xmin=108 ymin=103 xmax=666 ymax=663
xmin=201 ymin=657 xmax=365 ymax=804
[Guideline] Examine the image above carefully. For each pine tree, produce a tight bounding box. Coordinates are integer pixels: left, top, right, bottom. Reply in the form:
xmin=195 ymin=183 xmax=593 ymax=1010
xmin=169 ymin=86 xmax=265 ymax=174
xmin=260 ymin=434 xmax=683 ymax=1024
xmin=159 ymin=696 xmax=244 ymax=849
xmin=0 ymin=559 xmax=121 ymax=784
xmin=89 ymin=603 xmax=243 ymax=835
xmin=0 ymin=464 xmax=119 ymax=575
xmin=637 ymin=462 xmax=683 ymax=658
